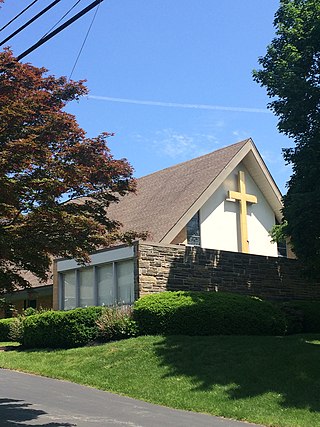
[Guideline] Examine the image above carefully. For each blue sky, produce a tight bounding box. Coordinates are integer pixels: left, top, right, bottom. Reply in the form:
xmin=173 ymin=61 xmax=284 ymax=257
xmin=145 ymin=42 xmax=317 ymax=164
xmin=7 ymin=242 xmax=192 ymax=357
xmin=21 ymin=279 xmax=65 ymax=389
xmin=1 ymin=0 xmax=293 ymax=192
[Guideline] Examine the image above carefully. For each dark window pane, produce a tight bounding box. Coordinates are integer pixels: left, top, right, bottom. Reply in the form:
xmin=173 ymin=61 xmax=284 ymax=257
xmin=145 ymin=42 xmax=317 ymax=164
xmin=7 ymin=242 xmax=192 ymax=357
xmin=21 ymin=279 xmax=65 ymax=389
xmin=187 ymin=212 xmax=201 ymax=246
xmin=277 ymin=240 xmax=287 ymax=257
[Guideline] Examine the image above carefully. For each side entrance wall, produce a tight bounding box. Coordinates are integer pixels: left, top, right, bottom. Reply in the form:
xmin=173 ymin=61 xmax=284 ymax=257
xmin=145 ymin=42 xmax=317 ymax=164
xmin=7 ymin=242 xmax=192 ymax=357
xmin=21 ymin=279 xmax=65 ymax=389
xmin=137 ymin=242 xmax=320 ymax=301
xmin=1 ymin=285 xmax=53 ymax=318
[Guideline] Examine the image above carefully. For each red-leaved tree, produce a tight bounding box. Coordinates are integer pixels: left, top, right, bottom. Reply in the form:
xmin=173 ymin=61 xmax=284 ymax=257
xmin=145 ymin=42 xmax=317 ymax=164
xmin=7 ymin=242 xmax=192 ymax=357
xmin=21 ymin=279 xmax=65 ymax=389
xmin=0 ymin=49 xmax=142 ymax=292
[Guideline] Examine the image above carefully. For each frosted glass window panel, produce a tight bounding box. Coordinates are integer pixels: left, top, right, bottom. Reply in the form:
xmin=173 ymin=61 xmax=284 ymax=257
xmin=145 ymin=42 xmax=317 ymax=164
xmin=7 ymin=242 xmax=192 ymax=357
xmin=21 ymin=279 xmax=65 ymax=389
xmin=63 ymin=271 xmax=76 ymax=310
xmin=79 ymin=268 xmax=94 ymax=307
xmin=97 ymin=264 xmax=114 ymax=306
xmin=117 ymin=260 xmax=134 ymax=304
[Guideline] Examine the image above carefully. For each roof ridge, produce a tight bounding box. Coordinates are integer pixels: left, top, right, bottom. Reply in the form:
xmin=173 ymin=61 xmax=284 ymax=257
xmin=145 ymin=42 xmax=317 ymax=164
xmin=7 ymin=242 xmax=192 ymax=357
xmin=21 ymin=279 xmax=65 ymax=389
xmin=138 ymin=138 xmax=251 ymax=180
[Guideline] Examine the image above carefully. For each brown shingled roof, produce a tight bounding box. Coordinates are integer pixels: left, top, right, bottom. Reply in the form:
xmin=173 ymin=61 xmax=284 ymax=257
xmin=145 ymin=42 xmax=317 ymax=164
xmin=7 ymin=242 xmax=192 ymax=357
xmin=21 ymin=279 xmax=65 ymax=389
xmin=107 ymin=139 xmax=250 ymax=243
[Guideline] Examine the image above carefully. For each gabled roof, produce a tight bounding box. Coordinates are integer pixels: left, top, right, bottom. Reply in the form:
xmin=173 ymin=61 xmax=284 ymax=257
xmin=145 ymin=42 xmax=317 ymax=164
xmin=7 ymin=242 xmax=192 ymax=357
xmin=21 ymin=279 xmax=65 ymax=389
xmin=108 ymin=138 xmax=283 ymax=244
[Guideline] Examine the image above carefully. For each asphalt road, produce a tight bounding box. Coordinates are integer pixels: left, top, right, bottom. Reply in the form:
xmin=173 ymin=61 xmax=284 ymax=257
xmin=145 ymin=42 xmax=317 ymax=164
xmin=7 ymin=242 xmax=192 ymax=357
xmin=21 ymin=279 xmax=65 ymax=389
xmin=0 ymin=369 xmax=263 ymax=427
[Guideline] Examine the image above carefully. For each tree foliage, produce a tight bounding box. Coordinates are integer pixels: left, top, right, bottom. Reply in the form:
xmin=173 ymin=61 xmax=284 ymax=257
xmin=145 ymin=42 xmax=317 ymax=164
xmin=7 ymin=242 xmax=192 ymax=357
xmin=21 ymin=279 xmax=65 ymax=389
xmin=253 ymin=0 xmax=320 ymax=276
xmin=0 ymin=49 xmax=143 ymax=292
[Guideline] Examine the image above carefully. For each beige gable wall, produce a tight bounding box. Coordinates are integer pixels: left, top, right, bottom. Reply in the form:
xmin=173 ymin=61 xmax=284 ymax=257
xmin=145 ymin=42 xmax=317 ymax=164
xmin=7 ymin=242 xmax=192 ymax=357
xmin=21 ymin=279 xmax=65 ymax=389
xmin=199 ymin=162 xmax=278 ymax=256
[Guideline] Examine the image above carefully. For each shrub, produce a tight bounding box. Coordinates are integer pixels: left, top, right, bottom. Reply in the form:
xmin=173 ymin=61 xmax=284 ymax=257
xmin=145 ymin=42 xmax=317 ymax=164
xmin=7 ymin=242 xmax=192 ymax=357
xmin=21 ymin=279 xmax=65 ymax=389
xmin=281 ymin=301 xmax=320 ymax=333
xmin=8 ymin=316 xmax=25 ymax=342
xmin=279 ymin=303 xmax=304 ymax=334
xmin=23 ymin=307 xmax=37 ymax=317
xmin=2 ymin=307 xmax=50 ymax=343
xmin=0 ymin=318 xmax=15 ymax=341
xmin=96 ymin=306 xmax=138 ymax=342
xmin=133 ymin=291 xmax=286 ymax=336
xmin=21 ymin=307 xmax=103 ymax=349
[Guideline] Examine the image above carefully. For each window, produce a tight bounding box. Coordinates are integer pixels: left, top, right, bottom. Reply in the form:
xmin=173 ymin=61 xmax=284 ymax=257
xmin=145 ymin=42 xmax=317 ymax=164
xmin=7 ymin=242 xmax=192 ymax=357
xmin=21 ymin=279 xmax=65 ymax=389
xmin=187 ymin=212 xmax=201 ymax=246
xmin=63 ymin=270 xmax=77 ymax=310
xmin=275 ymin=219 xmax=287 ymax=257
xmin=97 ymin=263 xmax=114 ymax=306
xmin=79 ymin=267 xmax=94 ymax=307
xmin=60 ymin=259 xmax=134 ymax=310
xmin=277 ymin=240 xmax=287 ymax=257
xmin=117 ymin=260 xmax=134 ymax=304
xmin=24 ymin=299 xmax=37 ymax=310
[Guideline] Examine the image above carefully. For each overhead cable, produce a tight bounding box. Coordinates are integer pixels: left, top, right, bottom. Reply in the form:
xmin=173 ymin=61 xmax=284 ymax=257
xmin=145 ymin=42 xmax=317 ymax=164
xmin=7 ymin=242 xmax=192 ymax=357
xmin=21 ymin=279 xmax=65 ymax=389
xmin=41 ymin=0 xmax=82 ymax=40
xmin=0 ymin=0 xmax=39 ymax=33
xmin=17 ymin=0 xmax=104 ymax=61
xmin=69 ymin=1 xmax=101 ymax=80
xmin=0 ymin=0 xmax=61 ymax=47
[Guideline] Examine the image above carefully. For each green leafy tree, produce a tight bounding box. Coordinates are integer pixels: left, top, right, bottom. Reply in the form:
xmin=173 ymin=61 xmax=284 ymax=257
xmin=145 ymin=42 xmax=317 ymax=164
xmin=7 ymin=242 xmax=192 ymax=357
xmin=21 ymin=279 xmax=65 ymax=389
xmin=253 ymin=0 xmax=320 ymax=276
xmin=0 ymin=49 xmax=143 ymax=293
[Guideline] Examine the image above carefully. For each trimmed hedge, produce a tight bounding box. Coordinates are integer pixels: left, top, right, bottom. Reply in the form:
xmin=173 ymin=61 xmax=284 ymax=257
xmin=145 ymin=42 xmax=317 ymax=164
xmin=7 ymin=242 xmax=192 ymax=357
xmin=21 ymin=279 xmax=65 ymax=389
xmin=133 ymin=291 xmax=286 ymax=336
xmin=21 ymin=307 xmax=103 ymax=349
xmin=281 ymin=301 xmax=320 ymax=333
xmin=0 ymin=318 xmax=15 ymax=341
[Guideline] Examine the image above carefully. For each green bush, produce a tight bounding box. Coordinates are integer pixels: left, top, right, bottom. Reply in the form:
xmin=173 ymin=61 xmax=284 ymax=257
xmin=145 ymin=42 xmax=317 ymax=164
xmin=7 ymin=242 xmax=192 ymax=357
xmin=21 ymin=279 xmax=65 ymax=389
xmin=0 ymin=318 xmax=15 ymax=341
xmin=281 ymin=301 xmax=320 ymax=333
xmin=96 ymin=306 xmax=138 ymax=342
xmin=8 ymin=316 xmax=25 ymax=342
xmin=133 ymin=291 xmax=286 ymax=336
xmin=8 ymin=307 xmax=46 ymax=343
xmin=21 ymin=307 xmax=103 ymax=349
xmin=23 ymin=307 xmax=38 ymax=317
xmin=279 ymin=303 xmax=304 ymax=334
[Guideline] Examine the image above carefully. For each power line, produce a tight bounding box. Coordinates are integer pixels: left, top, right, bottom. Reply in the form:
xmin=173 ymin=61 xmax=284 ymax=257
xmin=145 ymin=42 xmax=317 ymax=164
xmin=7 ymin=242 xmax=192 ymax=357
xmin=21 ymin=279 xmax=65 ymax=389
xmin=0 ymin=0 xmax=61 ymax=47
xmin=17 ymin=0 xmax=104 ymax=61
xmin=41 ymin=0 xmax=82 ymax=40
xmin=69 ymin=2 xmax=100 ymax=80
xmin=0 ymin=0 xmax=39 ymax=33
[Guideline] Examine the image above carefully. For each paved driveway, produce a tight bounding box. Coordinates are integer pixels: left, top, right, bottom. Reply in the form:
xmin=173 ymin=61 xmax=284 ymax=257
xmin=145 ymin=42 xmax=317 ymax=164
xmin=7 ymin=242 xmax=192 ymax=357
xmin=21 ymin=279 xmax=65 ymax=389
xmin=0 ymin=369 xmax=262 ymax=426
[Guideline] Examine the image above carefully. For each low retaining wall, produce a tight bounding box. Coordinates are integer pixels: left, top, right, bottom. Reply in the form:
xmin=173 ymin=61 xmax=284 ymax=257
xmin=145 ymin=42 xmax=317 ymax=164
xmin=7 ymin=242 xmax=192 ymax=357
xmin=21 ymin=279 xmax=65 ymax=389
xmin=137 ymin=243 xmax=320 ymax=301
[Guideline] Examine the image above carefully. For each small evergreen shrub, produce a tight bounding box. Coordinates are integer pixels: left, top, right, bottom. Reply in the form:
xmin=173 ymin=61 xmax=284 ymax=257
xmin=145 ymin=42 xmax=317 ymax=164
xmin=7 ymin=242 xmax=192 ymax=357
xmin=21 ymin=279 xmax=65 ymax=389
xmin=21 ymin=307 xmax=103 ymax=349
xmin=96 ymin=306 xmax=138 ymax=342
xmin=0 ymin=318 xmax=15 ymax=341
xmin=281 ymin=301 xmax=320 ymax=333
xmin=133 ymin=291 xmax=286 ymax=336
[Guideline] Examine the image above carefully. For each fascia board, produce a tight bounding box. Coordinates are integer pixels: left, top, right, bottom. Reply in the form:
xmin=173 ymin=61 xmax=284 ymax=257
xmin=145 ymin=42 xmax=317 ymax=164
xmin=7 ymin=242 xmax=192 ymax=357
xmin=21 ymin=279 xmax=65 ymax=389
xmin=56 ymin=245 xmax=134 ymax=272
xmin=242 ymin=142 xmax=283 ymax=221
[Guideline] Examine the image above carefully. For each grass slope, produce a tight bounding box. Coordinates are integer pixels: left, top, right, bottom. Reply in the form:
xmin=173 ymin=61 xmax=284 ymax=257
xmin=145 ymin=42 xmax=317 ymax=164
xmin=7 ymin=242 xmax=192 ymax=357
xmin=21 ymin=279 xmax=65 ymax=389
xmin=1 ymin=335 xmax=320 ymax=427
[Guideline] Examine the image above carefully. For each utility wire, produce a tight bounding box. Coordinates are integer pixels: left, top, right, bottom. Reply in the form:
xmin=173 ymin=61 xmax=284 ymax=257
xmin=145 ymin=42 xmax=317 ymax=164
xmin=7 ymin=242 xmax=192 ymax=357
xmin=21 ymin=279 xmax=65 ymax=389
xmin=41 ymin=0 xmax=82 ymax=40
xmin=0 ymin=0 xmax=61 ymax=47
xmin=69 ymin=2 xmax=100 ymax=80
xmin=17 ymin=0 xmax=104 ymax=61
xmin=0 ymin=0 xmax=39 ymax=33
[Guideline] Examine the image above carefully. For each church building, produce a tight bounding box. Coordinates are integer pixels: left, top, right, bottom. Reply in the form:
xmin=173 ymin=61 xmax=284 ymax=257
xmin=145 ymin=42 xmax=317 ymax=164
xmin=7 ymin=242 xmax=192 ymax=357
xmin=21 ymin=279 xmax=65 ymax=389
xmin=52 ymin=138 xmax=294 ymax=312
xmin=105 ymin=138 xmax=284 ymax=256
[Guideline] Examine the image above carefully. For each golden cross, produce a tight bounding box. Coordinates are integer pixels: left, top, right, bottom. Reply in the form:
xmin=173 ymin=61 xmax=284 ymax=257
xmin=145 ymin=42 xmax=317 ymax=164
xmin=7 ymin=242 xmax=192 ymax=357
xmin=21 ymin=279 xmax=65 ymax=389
xmin=228 ymin=171 xmax=257 ymax=253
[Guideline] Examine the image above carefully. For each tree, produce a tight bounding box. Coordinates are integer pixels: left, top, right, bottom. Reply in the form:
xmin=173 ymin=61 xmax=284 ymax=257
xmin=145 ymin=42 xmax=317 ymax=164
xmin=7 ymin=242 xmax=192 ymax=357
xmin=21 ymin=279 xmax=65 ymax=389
xmin=253 ymin=0 xmax=320 ymax=276
xmin=0 ymin=49 xmax=143 ymax=293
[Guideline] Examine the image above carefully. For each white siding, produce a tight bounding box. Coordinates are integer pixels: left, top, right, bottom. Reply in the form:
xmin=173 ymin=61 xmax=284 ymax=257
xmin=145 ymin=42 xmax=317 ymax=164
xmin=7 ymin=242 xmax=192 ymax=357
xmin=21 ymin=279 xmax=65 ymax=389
xmin=200 ymin=162 xmax=278 ymax=256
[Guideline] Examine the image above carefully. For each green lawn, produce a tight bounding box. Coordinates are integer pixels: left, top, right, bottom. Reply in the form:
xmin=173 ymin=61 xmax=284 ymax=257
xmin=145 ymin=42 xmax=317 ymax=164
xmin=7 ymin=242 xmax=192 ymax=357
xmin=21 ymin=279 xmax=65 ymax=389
xmin=1 ymin=334 xmax=320 ymax=427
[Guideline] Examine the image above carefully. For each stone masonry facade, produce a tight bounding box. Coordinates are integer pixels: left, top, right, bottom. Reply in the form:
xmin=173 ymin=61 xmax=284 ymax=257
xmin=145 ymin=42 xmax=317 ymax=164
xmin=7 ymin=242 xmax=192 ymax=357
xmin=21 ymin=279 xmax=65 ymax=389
xmin=137 ymin=242 xmax=320 ymax=301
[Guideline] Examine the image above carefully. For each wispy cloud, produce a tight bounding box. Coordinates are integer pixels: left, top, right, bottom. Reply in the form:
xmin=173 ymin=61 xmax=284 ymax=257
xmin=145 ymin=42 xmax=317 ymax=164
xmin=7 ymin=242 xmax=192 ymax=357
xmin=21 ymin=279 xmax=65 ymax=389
xmin=149 ymin=129 xmax=218 ymax=159
xmin=88 ymin=95 xmax=270 ymax=114
xmin=232 ymin=129 xmax=250 ymax=139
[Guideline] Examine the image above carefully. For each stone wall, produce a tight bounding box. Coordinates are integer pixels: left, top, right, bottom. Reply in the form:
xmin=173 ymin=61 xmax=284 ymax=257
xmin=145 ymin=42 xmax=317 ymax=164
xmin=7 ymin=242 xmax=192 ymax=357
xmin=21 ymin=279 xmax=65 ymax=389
xmin=137 ymin=242 xmax=320 ymax=301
